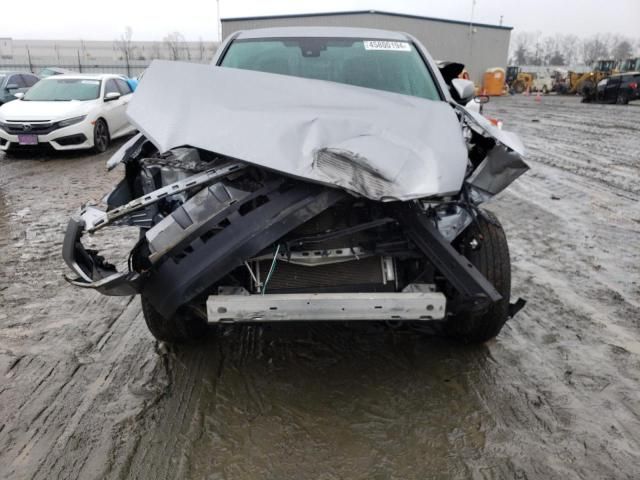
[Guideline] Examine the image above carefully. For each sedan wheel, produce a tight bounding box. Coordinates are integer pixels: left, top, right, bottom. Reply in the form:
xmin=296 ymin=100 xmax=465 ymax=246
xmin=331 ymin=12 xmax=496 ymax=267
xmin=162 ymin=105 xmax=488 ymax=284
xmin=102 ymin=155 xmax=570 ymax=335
xmin=93 ymin=119 xmax=110 ymax=153
xmin=616 ymin=92 xmax=629 ymax=105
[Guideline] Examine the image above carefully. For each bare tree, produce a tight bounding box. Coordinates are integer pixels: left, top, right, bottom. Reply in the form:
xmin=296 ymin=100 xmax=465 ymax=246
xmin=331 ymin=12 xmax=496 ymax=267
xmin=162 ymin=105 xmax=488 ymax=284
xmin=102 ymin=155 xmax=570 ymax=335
xmin=510 ymin=31 xmax=639 ymax=67
xmin=582 ymin=35 xmax=609 ymax=65
xmin=164 ymin=31 xmax=187 ymax=60
xmin=541 ymin=36 xmax=556 ymax=65
xmin=560 ymin=34 xmax=580 ymax=66
xmin=513 ymin=43 xmax=528 ymax=65
xmin=114 ymin=26 xmax=135 ymax=75
xmin=548 ymin=51 xmax=565 ymax=66
xmin=612 ymin=39 xmax=633 ymax=61
xmin=150 ymin=41 xmax=162 ymax=60
xmin=509 ymin=31 xmax=536 ymax=65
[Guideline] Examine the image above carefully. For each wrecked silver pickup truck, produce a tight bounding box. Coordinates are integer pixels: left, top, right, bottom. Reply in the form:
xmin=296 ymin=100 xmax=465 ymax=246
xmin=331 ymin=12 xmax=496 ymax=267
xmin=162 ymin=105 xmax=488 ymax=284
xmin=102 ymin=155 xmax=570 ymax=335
xmin=63 ymin=27 xmax=528 ymax=344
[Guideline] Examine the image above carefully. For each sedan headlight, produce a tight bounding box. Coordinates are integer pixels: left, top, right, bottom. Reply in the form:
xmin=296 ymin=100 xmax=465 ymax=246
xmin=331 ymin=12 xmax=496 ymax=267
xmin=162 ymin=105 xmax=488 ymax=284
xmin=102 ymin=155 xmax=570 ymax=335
xmin=56 ymin=115 xmax=87 ymax=129
xmin=0 ymin=121 xmax=7 ymax=132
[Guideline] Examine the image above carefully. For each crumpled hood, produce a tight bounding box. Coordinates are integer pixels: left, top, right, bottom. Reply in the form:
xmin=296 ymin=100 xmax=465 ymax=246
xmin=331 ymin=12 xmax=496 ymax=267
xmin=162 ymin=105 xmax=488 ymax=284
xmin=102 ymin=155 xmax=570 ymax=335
xmin=126 ymin=60 xmax=470 ymax=201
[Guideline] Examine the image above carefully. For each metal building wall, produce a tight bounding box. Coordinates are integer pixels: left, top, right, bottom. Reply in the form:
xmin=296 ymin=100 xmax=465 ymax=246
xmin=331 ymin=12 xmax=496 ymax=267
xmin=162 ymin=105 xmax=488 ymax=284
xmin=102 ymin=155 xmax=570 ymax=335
xmin=221 ymin=12 xmax=512 ymax=83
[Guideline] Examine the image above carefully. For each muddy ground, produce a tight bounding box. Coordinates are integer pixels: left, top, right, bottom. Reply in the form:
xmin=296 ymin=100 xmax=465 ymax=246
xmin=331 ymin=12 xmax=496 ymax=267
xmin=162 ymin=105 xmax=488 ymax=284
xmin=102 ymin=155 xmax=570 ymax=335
xmin=0 ymin=95 xmax=639 ymax=479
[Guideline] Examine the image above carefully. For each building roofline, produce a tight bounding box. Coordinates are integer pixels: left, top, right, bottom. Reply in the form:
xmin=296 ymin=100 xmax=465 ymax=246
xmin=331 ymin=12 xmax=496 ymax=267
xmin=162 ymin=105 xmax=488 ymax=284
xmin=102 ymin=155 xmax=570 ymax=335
xmin=221 ymin=9 xmax=513 ymax=31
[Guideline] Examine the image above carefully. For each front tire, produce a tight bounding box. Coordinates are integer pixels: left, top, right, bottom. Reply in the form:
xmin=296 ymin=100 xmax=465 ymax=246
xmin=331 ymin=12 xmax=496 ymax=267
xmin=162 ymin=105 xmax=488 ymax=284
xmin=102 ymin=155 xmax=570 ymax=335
xmin=513 ymin=80 xmax=525 ymax=94
xmin=141 ymin=296 xmax=209 ymax=344
xmin=446 ymin=210 xmax=511 ymax=343
xmin=616 ymin=92 xmax=629 ymax=105
xmin=579 ymin=80 xmax=595 ymax=99
xmin=93 ymin=119 xmax=110 ymax=153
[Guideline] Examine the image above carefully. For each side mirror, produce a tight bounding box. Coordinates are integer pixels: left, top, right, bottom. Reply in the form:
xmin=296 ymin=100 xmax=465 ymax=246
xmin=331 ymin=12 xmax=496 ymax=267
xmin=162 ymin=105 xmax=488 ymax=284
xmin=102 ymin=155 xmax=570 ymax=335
xmin=451 ymin=78 xmax=475 ymax=104
xmin=104 ymin=92 xmax=121 ymax=102
xmin=14 ymin=92 xmax=24 ymax=99
xmin=474 ymin=94 xmax=490 ymax=105
xmin=6 ymin=83 xmax=19 ymax=91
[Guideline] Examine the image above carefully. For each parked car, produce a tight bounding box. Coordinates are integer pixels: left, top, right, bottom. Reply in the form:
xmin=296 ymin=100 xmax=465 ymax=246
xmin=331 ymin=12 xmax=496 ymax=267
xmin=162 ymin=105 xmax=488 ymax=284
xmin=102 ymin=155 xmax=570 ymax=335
xmin=62 ymin=27 xmax=528 ymax=345
xmin=118 ymin=75 xmax=139 ymax=92
xmin=0 ymin=71 xmax=40 ymax=105
xmin=38 ymin=67 xmax=76 ymax=78
xmin=593 ymin=73 xmax=640 ymax=104
xmin=0 ymin=74 xmax=136 ymax=153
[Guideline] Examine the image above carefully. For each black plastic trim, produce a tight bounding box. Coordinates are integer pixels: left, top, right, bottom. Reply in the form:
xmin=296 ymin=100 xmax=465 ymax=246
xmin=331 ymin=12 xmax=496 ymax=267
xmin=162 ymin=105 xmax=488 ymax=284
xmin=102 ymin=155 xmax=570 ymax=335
xmin=141 ymin=184 xmax=347 ymax=318
xmin=393 ymin=202 xmax=502 ymax=311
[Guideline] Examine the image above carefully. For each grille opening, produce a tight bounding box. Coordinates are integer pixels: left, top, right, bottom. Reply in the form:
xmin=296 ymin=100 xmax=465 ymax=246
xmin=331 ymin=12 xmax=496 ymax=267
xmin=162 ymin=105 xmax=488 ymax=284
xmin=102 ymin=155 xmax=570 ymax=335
xmin=238 ymin=195 xmax=269 ymax=216
xmin=201 ymin=229 xmax=217 ymax=243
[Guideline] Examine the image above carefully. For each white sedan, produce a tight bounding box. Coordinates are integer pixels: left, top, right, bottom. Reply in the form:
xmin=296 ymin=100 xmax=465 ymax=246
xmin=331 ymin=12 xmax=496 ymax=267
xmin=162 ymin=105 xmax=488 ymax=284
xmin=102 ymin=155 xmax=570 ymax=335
xmin=0 ymin=74 xmax=136 ymax=153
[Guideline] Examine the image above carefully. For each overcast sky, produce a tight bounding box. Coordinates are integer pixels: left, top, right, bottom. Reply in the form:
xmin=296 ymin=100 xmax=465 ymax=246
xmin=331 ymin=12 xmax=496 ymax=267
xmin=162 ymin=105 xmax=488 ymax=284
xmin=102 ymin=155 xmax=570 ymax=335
xmin=0 ymin=0 xmax=638 ymax=41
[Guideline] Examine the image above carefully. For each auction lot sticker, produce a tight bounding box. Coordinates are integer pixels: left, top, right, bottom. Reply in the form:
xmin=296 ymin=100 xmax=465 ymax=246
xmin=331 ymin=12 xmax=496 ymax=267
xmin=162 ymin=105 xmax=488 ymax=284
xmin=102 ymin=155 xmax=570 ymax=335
xmin=364 ymin=40 xmax=411 ymax=51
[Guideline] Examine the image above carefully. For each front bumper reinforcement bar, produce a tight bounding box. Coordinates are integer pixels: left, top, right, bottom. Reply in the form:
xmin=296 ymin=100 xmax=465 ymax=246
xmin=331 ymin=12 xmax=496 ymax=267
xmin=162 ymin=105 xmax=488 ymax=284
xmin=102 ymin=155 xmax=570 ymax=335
xmin=207 ymin=292 xmax=447 ymax=322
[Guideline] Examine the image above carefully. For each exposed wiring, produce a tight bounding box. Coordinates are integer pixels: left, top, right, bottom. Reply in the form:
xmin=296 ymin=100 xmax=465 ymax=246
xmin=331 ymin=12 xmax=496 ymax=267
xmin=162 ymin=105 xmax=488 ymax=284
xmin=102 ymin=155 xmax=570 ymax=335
xmin=261 ymin=244 xmax=281 ymax=295
xmin=243 ymin=261 xmax=260 ymax=290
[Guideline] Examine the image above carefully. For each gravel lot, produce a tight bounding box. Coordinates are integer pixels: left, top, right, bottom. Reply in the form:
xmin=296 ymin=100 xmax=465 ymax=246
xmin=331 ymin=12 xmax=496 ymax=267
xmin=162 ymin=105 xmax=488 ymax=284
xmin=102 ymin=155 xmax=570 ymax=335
xmin=0 ymin=95 xmax=639 ymax=479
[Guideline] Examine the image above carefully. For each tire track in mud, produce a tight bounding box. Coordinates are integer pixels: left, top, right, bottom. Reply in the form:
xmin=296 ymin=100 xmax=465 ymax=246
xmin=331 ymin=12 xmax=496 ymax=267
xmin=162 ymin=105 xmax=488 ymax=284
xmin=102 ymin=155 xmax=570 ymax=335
xmin=489 ymin=96 xmax=640 ymax=195
xmin=123 ymin=324 xmax=502 ymax=479
xmin=0 ymin=147 xmax=170 ymax=479
xmin=1 ymin=96 xmax=640 ymax=479
xmin=470 ymin=96 xmax=640 ymax=478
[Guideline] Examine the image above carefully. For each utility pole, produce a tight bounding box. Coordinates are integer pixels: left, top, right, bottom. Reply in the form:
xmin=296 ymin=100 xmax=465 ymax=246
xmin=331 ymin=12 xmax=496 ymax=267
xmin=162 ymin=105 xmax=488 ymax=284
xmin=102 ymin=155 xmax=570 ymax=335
xmin=469 ymin=0 xmax=476 ymax=71
xmin=469 ymin=0 xmax=476 ymax=37
xmin=26 ymin=46 xmax=33 ymax=73
xmin=217 ymin=0 xmax=222 ymax=42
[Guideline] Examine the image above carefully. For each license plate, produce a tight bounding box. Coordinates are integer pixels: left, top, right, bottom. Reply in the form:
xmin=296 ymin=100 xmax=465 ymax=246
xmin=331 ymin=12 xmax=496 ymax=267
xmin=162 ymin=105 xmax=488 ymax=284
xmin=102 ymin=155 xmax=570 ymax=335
xmin=17 ymin=134 xmax=38 ymax=145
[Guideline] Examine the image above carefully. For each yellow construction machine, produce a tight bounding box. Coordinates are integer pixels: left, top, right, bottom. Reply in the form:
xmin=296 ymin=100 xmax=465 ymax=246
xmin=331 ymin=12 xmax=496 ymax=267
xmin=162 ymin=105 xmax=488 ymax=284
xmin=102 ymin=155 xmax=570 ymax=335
xmin=510 ymin=72 xmax=534 ymax=94
xmin=566 ymin=59 xmax=617 ymax=95
xmin=620 ymin=58 xmax=640 ymax=73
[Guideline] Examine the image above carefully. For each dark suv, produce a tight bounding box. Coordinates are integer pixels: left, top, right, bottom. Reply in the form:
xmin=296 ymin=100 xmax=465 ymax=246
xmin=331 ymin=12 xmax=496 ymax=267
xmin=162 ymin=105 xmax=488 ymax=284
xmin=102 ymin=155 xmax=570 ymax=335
xmin=0 ymin=71 xmax=40 ymax=105
xmin=595 ymin=73 xmax=640 ymax=104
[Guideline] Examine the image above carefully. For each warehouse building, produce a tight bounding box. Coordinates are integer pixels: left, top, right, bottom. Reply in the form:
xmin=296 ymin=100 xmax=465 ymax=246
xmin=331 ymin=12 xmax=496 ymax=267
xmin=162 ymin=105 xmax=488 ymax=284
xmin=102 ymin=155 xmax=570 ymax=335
xmin=221 ymin=10 xmax=513 ymax=83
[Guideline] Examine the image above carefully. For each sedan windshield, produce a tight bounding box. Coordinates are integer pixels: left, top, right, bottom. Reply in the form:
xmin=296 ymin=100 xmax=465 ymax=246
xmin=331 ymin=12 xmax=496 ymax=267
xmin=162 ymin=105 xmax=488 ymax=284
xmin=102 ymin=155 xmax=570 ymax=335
xmin=220 ymin=37 xmax=440 ymax=101
xmin=23 ymin=78 xmax=101 ymax=101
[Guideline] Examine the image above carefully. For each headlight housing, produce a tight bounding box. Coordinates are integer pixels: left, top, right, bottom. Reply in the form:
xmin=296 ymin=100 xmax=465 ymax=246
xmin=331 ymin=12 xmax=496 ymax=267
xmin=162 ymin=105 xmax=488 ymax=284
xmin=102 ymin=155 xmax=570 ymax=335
xmin=0 ymin=121 xmax=7 ymax=132
xmin=55 ymin=115 xmax=87 ymax=129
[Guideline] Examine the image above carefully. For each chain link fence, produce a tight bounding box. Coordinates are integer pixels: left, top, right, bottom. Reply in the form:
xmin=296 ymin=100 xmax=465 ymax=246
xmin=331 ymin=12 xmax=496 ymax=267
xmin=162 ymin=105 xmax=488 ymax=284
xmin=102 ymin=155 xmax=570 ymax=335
xmin=0 ymin=56 xmax=210 ymax=77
